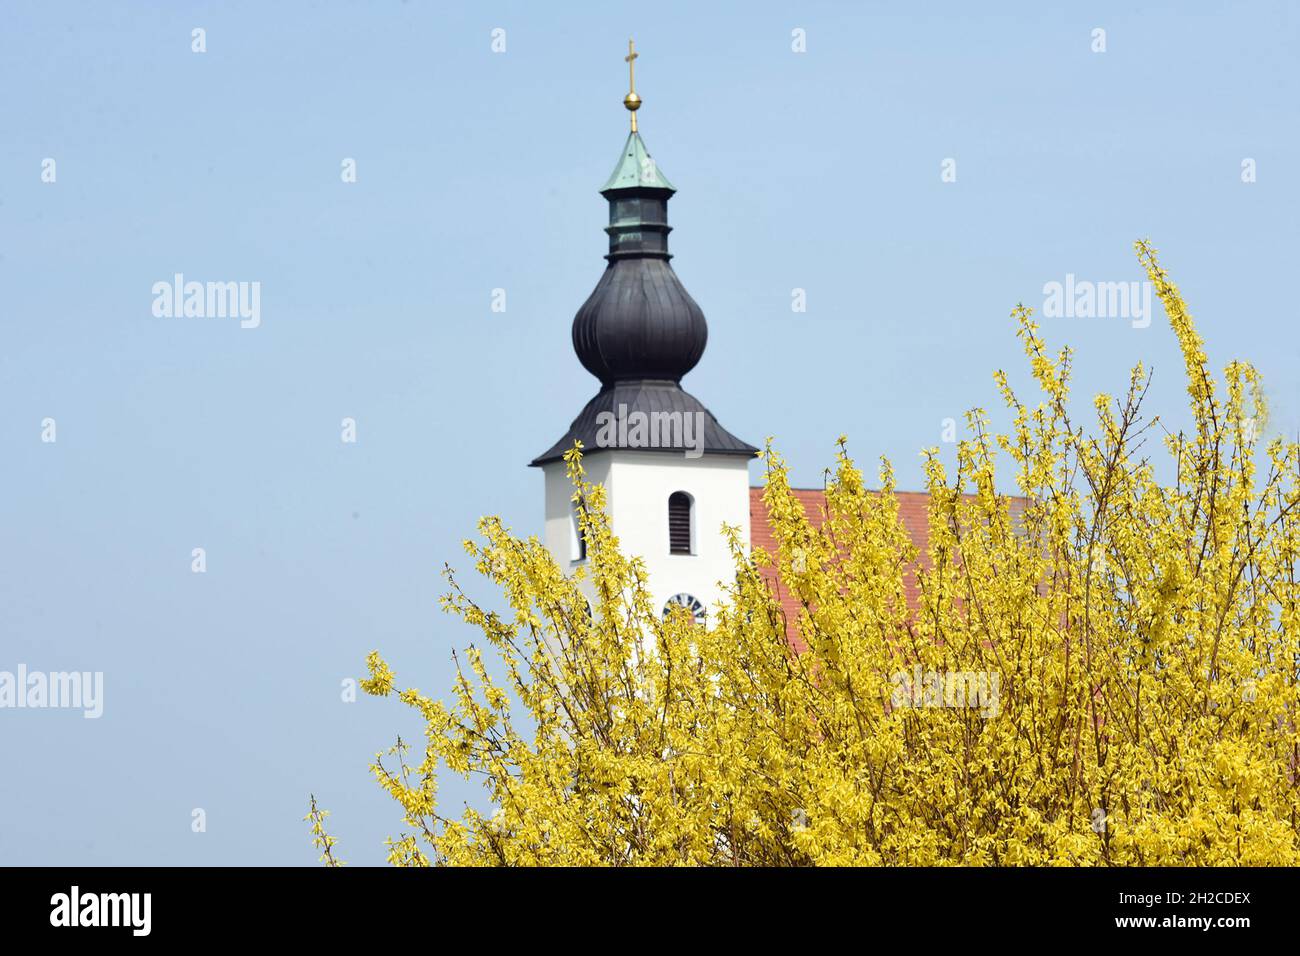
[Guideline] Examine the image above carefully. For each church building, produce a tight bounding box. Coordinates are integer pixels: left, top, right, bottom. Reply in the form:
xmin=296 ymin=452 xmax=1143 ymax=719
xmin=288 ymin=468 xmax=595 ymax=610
xmin=531 ymin=43 xmax=950 ymax=628
xmin=531 ymin=41 xmax=760 ymax=625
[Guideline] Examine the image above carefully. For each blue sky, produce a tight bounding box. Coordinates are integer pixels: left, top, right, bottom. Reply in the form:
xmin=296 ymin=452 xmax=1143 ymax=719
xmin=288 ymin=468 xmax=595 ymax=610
xmin=1 ymin=0 xmax=1296 ymax=864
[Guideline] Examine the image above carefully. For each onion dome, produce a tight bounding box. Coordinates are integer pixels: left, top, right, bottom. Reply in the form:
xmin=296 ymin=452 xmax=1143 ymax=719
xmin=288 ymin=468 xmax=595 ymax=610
xmin=531 ymin=42 xmax=756 ymax=466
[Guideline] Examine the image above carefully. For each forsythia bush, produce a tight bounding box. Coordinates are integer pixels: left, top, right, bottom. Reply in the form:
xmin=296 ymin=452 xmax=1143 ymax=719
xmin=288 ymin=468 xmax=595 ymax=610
xmin=347 ymin=242 xmax=1299 ymax=865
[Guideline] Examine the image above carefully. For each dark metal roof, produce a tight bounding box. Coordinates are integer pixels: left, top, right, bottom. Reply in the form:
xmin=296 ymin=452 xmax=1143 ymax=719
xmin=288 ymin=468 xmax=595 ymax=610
xmin=530 ymin=380 xmax=758 ymax=466
xmin=572 ymin=258 xmax=707 ymax=385
xmin=532 ymin=126 xmax=757 ymax=467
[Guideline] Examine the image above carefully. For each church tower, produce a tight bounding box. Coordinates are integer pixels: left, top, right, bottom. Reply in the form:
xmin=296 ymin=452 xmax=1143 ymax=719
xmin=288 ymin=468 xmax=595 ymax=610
xmin=531 ymin=41 xmax=757 ymax=624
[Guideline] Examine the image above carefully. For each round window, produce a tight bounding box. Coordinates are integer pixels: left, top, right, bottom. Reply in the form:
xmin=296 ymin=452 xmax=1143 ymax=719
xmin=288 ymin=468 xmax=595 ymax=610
xmin=662 ymin=593 xmax=706 ymax=625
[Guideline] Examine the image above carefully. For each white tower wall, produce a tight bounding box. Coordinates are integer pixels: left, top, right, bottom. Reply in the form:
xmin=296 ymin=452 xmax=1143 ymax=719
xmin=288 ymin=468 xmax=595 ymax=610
xmin=542 ymin=450 xmax=751 ymax=622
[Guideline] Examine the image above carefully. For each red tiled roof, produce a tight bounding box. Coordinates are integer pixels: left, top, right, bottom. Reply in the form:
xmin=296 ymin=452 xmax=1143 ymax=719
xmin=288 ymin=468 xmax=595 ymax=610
xmin=748 ymin=486 xmax=1029 ymax=646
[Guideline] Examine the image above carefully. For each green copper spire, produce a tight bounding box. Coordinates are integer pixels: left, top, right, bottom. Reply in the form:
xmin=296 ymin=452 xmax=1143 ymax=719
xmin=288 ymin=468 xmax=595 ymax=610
xmin=601 ymin=130 xmax=676 ymax=193
xmin=598 ymin=42 xmax=676 ymax=261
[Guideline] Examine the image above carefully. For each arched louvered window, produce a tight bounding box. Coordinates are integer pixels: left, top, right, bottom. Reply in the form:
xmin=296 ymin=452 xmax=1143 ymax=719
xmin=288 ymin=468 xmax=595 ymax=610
xmin=668 ymin=492 xmax=693 ymax=555
xmin=572 ymin=504 xmax=587 ymax=562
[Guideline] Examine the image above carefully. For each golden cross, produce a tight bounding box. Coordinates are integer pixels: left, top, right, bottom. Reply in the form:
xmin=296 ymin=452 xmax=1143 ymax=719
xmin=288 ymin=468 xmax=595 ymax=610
xmin=623 ymin=38 xmax=641 ymax=131
xmin=625 ymin=38 xmax=638 ymax=92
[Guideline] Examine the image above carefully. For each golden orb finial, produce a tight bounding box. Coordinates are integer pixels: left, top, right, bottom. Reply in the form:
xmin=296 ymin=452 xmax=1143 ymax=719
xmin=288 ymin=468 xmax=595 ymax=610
xmin=623 ymin=39 xmax=640 ymax=132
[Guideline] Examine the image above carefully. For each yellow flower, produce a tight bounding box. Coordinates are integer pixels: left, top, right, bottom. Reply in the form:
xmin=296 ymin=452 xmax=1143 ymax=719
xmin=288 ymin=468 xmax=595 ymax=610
xmin=319 ymin=243 xmax=1300 ymax=867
